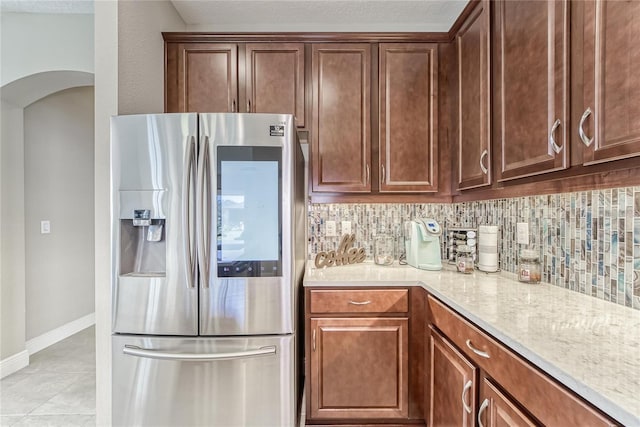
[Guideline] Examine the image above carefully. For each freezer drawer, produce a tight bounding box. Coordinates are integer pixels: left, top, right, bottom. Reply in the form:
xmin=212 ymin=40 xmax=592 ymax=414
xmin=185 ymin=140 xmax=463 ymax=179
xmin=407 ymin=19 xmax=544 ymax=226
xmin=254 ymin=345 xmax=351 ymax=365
xmin=112 ymin=334 xmax=297 ymax=427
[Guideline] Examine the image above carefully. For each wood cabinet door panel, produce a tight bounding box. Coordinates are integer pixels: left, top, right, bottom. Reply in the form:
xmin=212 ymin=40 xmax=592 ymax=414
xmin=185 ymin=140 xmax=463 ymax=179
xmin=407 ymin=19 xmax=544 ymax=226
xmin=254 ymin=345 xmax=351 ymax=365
xmin=457 ymin=1 xmax=491 ymax=190
xmin=379 ymin=43 xmax=438 ymax=192
xmin=479 ymin=377 xmax=538 ymax=427
xmin=429 ymin=327 xmax=477 ymax=427
xmin=309 ymin=317 xmax=408 ymax=419
xmin=245 ymin=43 xmax=305 ymax=126
xmin=311 ymin=44 xmax=371 ymax=193
xmin=582 ymin=0 xmax=640 ymax=164
xmin=494 ymin=0 xmax=569 ymax=181
xmin=177 ymin=43 xmax=238 ymax=113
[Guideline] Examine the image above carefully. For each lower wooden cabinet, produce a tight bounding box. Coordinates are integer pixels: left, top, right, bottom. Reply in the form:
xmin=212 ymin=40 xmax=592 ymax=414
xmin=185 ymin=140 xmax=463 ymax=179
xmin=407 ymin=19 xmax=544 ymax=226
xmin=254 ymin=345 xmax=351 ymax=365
xmin=428 ymin=326 xmax=476 ymax=427
xmin=309 ymin=317 xmax=409 ymax=419
xmin=427 ymin=295 xmax=617 ymax=427
xmin=429 ymin=326 xmax=537 ymax=427
xmin=478 ymin=376 xmax=537 ymax=427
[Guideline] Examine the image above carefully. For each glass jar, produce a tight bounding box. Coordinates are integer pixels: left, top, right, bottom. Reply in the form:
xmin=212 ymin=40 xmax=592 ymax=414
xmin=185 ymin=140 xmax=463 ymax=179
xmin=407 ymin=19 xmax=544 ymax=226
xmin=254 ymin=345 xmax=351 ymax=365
xmin=518 ymin=249 xmax=541 ymax=283
xmin=374 ymin=235 xmax=395 ymax=266
xmin=456 ymin=245 xmax=474 ymax=274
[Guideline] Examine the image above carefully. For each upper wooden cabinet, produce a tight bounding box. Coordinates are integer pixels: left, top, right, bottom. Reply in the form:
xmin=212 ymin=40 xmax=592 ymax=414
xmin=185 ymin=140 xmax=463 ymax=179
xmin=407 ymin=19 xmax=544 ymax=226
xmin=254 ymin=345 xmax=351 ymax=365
xmin=310 ymin=42 xmax=439 ymax=195
xmin=379 ymin=43 xmax=438 ymax=193
xmin=165 ymin=41 xmax=305 ymax=127
xmin=311 ymin=43 xmax=371 ymax=193
xmin=456 ymin=0 xmax=491 ymax=190
xmin=493 ymin=0 xmax=570 ymax=181
xmin=578 ymin=0 xmax=640 ymax=164
xmin=167 ymin=43 xmax=238 ymax=113
xmin=245 ymin=43 xmax=305 ymax=126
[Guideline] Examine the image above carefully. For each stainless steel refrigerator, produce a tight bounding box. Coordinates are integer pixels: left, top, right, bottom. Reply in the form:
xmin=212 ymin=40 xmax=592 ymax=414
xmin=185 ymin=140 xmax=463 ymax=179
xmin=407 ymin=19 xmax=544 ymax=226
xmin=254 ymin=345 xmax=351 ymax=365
xmin=110 ymin=113 xmax=305 ymax=426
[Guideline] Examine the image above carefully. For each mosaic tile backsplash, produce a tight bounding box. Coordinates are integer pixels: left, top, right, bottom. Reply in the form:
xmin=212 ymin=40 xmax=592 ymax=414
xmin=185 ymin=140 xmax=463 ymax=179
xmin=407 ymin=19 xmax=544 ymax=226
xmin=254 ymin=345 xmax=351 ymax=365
xmin=308 ymin=186 xmax=640 ymax=310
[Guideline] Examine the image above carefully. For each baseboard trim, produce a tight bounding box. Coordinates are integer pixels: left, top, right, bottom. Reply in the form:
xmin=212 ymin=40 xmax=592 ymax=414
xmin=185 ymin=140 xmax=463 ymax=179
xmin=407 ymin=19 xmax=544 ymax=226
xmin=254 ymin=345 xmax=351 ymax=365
xmin=0 ymin=350 xmax=29 ymax=379
xmin=26 ymin=312 xmax=95 ymax=355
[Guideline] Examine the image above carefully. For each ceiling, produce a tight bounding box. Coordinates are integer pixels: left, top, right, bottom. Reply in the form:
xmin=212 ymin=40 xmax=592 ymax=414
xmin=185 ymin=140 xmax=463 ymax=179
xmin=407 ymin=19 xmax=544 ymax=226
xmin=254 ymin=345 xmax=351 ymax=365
xmin=0 ymin=0 xmax=93 ymax=14
xmin=171 ymin=0 xmax=469 ymax=32
xmin=0 ymin=0 xmax=468 ymax=32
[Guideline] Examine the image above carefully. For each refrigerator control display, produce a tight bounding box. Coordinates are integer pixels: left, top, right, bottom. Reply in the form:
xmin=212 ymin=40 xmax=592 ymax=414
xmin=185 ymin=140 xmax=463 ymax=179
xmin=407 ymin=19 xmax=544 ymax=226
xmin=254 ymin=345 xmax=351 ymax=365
xmin=217 ymin=146 xmax=282 ymax=277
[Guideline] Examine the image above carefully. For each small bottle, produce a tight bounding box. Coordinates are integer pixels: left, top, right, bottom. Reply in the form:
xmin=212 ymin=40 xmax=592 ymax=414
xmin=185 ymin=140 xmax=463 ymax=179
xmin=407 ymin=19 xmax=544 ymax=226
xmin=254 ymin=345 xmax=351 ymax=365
xmin=456 ymin=245 xmax=474 ymax=274
xmin=518 ymin=249 xmax=541 ymax=283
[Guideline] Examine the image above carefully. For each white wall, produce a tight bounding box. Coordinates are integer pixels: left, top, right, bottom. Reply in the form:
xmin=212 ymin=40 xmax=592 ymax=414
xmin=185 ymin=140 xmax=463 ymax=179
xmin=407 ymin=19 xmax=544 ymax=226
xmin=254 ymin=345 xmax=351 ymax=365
xmin=118 ymin=0 xmax=186 ymax=114
xmin=23 ymin=87 xmax=95 ymax=340
xmin=0 ymin=12 xmax=94 ymax=87
xmin=0 ymin=100 xmax=26 ymax=360
xmin=95 ymin=1 xmax=185 ymax=424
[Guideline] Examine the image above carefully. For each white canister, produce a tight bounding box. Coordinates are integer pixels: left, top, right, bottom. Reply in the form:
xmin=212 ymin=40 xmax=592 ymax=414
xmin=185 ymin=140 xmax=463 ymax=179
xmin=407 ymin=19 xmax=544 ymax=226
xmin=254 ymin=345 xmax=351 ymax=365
xmin=478 ymin=225 xmax=498 ymax=272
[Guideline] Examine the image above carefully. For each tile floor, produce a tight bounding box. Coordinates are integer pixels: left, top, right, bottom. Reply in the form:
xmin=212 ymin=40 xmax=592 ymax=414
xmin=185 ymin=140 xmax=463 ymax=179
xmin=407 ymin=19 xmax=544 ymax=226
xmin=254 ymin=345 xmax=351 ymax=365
xmin=1 ymin=326 xmax=96 ymax=426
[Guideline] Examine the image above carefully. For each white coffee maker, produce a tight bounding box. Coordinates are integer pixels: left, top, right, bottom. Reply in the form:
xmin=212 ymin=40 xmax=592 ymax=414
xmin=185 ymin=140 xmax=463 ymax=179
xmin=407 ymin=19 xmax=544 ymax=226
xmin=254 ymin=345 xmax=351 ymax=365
xmin=405 ymin=218 xmax=442 ymax=271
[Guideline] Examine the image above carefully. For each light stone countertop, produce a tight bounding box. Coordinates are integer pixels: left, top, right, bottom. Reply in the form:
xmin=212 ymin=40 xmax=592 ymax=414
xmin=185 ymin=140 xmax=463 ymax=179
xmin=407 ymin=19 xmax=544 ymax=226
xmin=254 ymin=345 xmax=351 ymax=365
xmin=304 ymin=261 xmax=640 ymax=426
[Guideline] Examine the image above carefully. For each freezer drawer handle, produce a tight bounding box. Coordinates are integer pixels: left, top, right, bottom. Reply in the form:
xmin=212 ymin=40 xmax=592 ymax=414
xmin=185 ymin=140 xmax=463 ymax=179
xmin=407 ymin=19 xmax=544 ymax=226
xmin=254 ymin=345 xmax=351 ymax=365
xmin=123 ymin=344 xmax=277 ymax=361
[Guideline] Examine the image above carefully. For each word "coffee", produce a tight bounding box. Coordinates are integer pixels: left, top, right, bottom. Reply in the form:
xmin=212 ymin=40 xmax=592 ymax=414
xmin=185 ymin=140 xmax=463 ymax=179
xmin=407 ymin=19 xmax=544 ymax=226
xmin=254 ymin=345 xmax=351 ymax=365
xmin=314 ymin=233 xmax=366 ymax=268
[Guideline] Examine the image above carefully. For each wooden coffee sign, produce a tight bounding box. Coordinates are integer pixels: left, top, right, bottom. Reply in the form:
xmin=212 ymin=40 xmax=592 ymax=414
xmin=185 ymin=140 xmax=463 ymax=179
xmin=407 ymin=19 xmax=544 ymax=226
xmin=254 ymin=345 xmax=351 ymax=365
xmin=315 ymin=233 xmax=366 ymax=268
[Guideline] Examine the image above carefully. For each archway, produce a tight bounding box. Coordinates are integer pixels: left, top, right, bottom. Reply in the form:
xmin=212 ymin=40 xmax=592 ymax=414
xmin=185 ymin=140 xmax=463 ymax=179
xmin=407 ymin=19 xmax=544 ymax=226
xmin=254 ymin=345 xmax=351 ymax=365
xmin=1 ymin=69 xmax=94 ymax=377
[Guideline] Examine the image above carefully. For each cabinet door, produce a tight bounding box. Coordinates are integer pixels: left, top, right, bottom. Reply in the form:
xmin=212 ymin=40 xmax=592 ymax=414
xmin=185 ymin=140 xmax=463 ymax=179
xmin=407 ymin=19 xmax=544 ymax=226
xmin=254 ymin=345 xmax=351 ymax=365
xmin=311 ymin=44 xmax=371 ymax=193
xmin=478 ymin=377 xmax=538 ymax=427
xmin=379 ymin=43 xmax=438 ymax=192
xmin=309 ymin=317 xmax=408 ymax=419
xmin=174 ymin=43 xmax=238 ymax=113
xmin=429 ymin=327 xmax=477 ymax=427
xmin=494 ymin=0 xmax=569 ymax=181
xmin=457 ymin=0 xmax=491 ymax=190
xmin=580 ymin=0 xmax=640 ymax=164
xmin=245 ymin=43 xmax=305 ymax=127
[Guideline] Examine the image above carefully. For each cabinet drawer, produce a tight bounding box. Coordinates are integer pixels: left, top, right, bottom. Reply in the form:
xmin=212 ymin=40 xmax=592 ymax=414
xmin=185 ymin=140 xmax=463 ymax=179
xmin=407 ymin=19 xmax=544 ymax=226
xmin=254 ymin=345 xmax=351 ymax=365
xmin=427 ymin=295 xmax=616 ymax=426
xmin=310 ymin=289 xmax=409 ymax=314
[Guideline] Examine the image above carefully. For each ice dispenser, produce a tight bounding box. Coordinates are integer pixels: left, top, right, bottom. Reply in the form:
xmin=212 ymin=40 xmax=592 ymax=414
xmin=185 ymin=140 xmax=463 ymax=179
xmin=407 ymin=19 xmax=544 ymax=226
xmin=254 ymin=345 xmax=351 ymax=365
xmin=119 ymin=193 xmax=167 ymax=277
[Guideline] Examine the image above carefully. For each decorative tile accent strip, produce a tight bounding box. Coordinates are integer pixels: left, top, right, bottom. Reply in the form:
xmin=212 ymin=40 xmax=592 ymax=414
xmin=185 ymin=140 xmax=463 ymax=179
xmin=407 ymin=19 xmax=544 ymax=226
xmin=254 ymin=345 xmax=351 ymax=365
xmin=308 ymin=186 xmax=640 ymax=310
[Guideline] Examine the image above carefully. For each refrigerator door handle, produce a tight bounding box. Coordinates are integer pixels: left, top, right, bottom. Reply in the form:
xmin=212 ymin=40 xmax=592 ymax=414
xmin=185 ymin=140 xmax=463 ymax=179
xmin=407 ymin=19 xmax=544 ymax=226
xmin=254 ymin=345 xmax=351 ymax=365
xmin=123 ymin=344 xmax=277 ymax=361
xmin=182 ymin=136 xmax=197 ymax=288
xmin=196 ymin=136 xmax=211 ymax=288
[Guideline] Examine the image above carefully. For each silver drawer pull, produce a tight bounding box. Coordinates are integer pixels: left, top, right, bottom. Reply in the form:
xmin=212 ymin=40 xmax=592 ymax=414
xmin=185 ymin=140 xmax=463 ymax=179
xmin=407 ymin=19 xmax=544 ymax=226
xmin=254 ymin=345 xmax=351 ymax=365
xmin=466 ymin=339 xmax=490 ymax=359
xmin=579 ymin=107 xmax=594 ymax=147
xmin=462 ymin=379 xmax=473 ymax=414
xmin=348 ymin=300 xmax=372 ymax=305
xmin=549 ymin=118 xmax=563 ymax=154
xmin=479 ymin=149 xmax=489 ymax=175
xmin=478 ymin=398 xmax=489 ymax=427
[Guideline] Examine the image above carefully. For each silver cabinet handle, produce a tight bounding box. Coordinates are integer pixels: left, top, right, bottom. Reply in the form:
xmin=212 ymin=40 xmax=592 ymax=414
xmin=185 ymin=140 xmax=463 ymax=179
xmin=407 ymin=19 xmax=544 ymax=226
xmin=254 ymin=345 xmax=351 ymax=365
xmin=123 ymin=345 xmax=276 ymax=362
xmin=196 ymin=136 xmax=210 ymax=289
xmin=348 ymin=300 xmax=372 ymax=305
xmin=461 ymin=379 xmax=473 ymax=414
xmin=480 ymin=149 xmax=489 ymax=175
xmin=549 ymin=118 xmax=563 ymax=154
xmin=381 ymin=164 xmax=386 ymax=184
xmin=247 ymin=99 xmax=251 ymax=113
xmin=579 ymin=107 xmax=594 ymax=147
xmin=232 ymin=99 xmax=237 ymax=112
xmin=366 ymin=164 xmax=370 ymax=184
xmin=466 ymin=339 xmax=490 ymax=358
xmin=477 ymin=398 xmax=489 ymax=427
xmin=182 ymin=136 xmax=197 ymax=288
xmin=312 ymin=329 xmax=316 ymax=352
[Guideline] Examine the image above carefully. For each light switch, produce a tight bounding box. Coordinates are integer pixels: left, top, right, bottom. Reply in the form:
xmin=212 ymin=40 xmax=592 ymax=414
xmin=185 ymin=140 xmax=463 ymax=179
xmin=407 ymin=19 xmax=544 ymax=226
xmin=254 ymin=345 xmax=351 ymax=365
xmin=516 ymin=222 xmax=529 ymax=244
xmin=326 ymin=221 xmax=337 ymax=237
xmin=342 ymin=221 xmax=352 ymax=235
xmin=41 ymin=220 xmax=51 ymax=234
